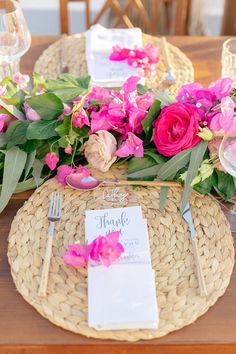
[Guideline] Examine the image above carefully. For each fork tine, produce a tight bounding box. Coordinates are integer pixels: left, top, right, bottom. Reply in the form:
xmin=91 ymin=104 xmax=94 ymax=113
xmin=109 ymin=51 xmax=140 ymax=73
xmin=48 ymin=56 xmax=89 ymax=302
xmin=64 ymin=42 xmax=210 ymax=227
xmin=48 ymin=192 xmax=54 ymax=217
xmin=58 ymin=192 xmax=62 ymax=217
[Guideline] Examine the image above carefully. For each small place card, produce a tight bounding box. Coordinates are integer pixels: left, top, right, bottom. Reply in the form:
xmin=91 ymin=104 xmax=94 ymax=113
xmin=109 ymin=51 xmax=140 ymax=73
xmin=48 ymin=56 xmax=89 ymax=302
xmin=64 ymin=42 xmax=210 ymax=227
xmin=86 ymin=24 xmax=144 ymax=86
xmin=85 ymin=206 xmax=151 ymax=264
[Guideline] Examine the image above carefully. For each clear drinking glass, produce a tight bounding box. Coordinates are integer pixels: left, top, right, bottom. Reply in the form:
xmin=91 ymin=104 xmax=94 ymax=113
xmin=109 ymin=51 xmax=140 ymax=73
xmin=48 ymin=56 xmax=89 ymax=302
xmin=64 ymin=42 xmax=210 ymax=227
xmin=0 ymin=0 xmax=31 ymax=80
xmin=221 ymin=38 xmax=236 ymax=81
xmin=219 ymin=135 xmax=236 ymax=231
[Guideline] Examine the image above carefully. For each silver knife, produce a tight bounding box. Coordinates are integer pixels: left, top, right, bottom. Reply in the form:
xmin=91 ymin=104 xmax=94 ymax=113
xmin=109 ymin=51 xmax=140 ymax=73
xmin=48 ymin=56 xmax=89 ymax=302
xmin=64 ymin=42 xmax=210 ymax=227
xmin=181 ymin=202 xmax=208 ymax=296
xmin=182 ymin=202 xmax=196 ymax=239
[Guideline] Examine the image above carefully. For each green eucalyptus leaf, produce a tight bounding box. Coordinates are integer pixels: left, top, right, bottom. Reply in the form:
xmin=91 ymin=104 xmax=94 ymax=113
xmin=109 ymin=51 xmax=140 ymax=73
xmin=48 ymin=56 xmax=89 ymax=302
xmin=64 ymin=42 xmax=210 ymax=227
xmin=14 ymin=178 xmax=38 ymax=193
xmin=128 ymin=155 xmax=160 ymax=180
xmin=76 ymin=75 xmax=91 ymax=89
xmin=26 ymin=120 xmax=58 ymax=140
xmin=32 ymin=159 xmax=44 ymax=186
xmin=24 ymin=150 xmax=36 ymax=179
xmin=193 ymin=176 xmax=213 ymax=194
xmin=0 ymin=133 xmax=8 ymax=147
xmin=142 ymin=100 xmax=161 ymax=142
xmin=7 ymin=120 xmax=29 ymax=148
xmin=158 ymin=149 xmax=192 ymax=180
xmin=45 ymin=77 xmax=88 ymax=103
xmin=0 ymin=147 xmax=27 ymax=213
xmin=212 ymin=170 xmax=236 ymax=201
xmin=159 ymin=186 xmax=169 ymax=212
xmin=21 ymin=139 xmax=40 ymax=153
xmin=0 ymin=98 xmax=25 ymax=121
xmin=152 ymin=90 xmax=176 ymax=107
xmin=55 ymin=115 xmax=71 ymax=137
xmin=26 ymin=93 xmax=64 ymax=120
xmin=180 ymin=141 xmax=208 ymax=213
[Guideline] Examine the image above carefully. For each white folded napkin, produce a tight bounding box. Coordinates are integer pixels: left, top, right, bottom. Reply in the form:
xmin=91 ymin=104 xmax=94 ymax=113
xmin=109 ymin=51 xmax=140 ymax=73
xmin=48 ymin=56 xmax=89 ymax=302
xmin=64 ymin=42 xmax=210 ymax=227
xmin=85 ymin=206 xmax=159 ymax=331
xmin=88 ymin=264 xmax=159 ymax=330
xmin=86 ymin=24 xmax=143 ymax=87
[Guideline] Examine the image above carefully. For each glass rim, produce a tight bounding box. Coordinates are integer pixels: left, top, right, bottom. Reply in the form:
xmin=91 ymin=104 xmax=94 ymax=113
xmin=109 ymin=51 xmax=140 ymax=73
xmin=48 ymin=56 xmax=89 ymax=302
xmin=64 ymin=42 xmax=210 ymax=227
xmin=223 ymin=37 xmax=236 ymax=56
xmin=0 ymin=0 xmax=20 ymax=16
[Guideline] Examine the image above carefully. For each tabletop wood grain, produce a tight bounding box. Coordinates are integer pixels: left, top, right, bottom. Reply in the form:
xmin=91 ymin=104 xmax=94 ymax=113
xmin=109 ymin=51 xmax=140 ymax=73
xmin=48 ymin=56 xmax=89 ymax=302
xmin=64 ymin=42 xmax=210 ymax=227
xmin=0 ymin=36 xmax=235 ymax=354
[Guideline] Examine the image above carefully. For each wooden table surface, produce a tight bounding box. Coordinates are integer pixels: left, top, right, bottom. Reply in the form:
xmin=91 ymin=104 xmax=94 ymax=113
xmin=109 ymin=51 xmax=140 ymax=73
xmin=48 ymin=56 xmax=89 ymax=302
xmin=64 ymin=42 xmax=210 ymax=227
xmin=0 ymin=36 xmax=235 ymax=354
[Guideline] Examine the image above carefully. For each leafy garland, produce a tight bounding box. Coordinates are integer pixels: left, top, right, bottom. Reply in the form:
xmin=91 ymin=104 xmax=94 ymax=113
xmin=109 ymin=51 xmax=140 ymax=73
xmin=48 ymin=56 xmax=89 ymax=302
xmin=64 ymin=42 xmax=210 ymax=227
xmin=0 ymin=73 xmax=235 ymax=213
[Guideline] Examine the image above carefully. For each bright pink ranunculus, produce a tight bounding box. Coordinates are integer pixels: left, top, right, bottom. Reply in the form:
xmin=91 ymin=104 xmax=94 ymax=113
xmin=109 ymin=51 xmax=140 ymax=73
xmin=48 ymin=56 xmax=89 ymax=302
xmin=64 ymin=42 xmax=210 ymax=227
xmin=13 ymin=72 xmax=30 ymax=90
xmin=209 ymin=96 xmax=236 ymax=136
xmin=0 ymin=113 xmax=11 ymax=132
xmin=89 ymin=231 xmax=124 ymax=267
xmin=153 ymin=102 xmax=201 ymax=156
xmin=64 ymin=244 xmax=90 ymax=268
xmin=56 ymin=165 xmax=75 ymax=185
xmin=72 ymin=108 xmax=89 ymax=128
xmin=45 ymin=152 xmax=59 ymax=170
xmin=208 ymin=77 xmax=234 ymax=100
xmin=24 ymin=102 xmax=41 ymax=121
xmin=115 ymin=132 xmax=144 ymax=158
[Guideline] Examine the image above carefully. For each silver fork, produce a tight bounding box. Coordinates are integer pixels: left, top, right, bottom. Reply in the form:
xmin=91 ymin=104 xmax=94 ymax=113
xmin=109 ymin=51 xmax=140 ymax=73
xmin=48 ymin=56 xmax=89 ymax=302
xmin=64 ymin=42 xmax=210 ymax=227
xmin=38 ymin=192 xmax=62 ymax=297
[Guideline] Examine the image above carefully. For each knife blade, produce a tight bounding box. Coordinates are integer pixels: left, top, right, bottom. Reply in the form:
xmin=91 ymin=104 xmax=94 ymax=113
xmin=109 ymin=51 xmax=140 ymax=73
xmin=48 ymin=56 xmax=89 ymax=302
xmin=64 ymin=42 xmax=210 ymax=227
xmin=182 ymin=202 xmax=195 ymax=239
xmin=181 ymin=202 xmax=208 ymax=296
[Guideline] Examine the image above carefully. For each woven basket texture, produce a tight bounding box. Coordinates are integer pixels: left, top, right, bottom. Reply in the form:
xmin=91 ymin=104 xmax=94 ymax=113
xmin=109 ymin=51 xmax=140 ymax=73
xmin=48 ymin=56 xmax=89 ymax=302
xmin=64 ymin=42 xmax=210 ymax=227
xmin=8 ymin=165 xmax=234 ymax=341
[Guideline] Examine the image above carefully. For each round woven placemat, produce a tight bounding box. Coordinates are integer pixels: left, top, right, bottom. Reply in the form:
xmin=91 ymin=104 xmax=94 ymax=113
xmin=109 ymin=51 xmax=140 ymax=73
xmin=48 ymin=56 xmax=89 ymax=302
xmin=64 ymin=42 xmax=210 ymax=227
xmin=8 ymin=165 xmax=234 ymax=341
xmin=34 ymin=33 xmax=194 ymax=94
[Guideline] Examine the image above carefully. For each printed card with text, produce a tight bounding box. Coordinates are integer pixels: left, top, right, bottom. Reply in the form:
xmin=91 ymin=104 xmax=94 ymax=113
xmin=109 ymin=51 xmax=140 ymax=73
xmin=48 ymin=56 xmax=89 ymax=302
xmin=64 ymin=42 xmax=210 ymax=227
xmin=85 ymin=206 xmax=151 ymax=264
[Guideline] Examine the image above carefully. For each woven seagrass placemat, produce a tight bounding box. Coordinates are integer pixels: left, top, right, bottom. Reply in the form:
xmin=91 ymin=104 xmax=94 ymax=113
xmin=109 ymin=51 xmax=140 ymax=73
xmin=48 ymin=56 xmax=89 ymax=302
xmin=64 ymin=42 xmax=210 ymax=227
xmin=34 ymin=33 xmax=194 ymax=94
xmin=8 ymin=165 xmax=234 ymax=341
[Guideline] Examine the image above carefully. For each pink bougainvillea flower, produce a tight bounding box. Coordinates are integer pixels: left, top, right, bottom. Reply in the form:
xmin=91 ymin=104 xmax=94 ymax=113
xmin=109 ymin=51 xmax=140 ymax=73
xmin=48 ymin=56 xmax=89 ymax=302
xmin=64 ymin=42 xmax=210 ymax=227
xmin=0 ymin=113 xmax=11 ymax=132
xmin=143 ymin=43 xmax=160 ymax=64
xmin=13 ymin=72 xmax=30 ymax=90
xmin=56 ymin=165 xmax=76 ymax=186
xmin=115 ymin=132 xmax=144 ymax=158
xmin=128 ymin=106 xmax=147 ymax=134
xmin=64 ymin=244 xmax=90 ymax=268
xmin=0 ymin=84 xmax=7 ymax=96
xmin=87 ymin=86 xmax=111 ymax=103
xmin=208 ymin=77 xmax=234 ymax=100
xmin=121 ymin=75 xmax=140 ymax=96
xmin=89 ymin=231 xmax=124 ymax=267
xmin=57 ymin=103 xmax=72 ymax=121
xmin=136 ymin=92 xmax=154 ymax=111
xmin=76 ymin=165 xmax=91 ymax=178
xmin=24 ymin=102 xmax=41 ymax=121
xmin=153 ymin=102 xmax=201 ymax=156
xmin=72 ymin=108 xmax=89 ymax=128
xmin=110 ymin=44 xmax=159 ymax=77
xmin=209 ymin=96 xmax=236 ymax=136
xmin=45 ymin=152 xmax=59 ymax=170
xmin=90 ymin=104 xmax=124 ymax=133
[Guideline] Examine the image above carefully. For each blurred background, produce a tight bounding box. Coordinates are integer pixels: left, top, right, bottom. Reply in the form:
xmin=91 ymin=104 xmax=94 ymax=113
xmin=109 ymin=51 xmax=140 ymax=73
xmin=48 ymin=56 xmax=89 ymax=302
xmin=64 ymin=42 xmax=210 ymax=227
xmin=19 ymin=0 xmax=235 ymax=36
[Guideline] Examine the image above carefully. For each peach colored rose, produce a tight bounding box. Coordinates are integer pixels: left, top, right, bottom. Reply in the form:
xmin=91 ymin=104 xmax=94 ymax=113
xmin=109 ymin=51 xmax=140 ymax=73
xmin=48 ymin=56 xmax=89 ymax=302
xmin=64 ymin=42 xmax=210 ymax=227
xmin=84 ymin=130 xmax=117 ymax=172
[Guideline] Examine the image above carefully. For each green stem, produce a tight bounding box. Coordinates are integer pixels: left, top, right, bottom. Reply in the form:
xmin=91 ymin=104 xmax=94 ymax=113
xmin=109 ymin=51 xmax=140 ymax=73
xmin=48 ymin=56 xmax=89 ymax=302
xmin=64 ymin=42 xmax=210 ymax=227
xmin=71 ymin=138 xmax=78 ymax=168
